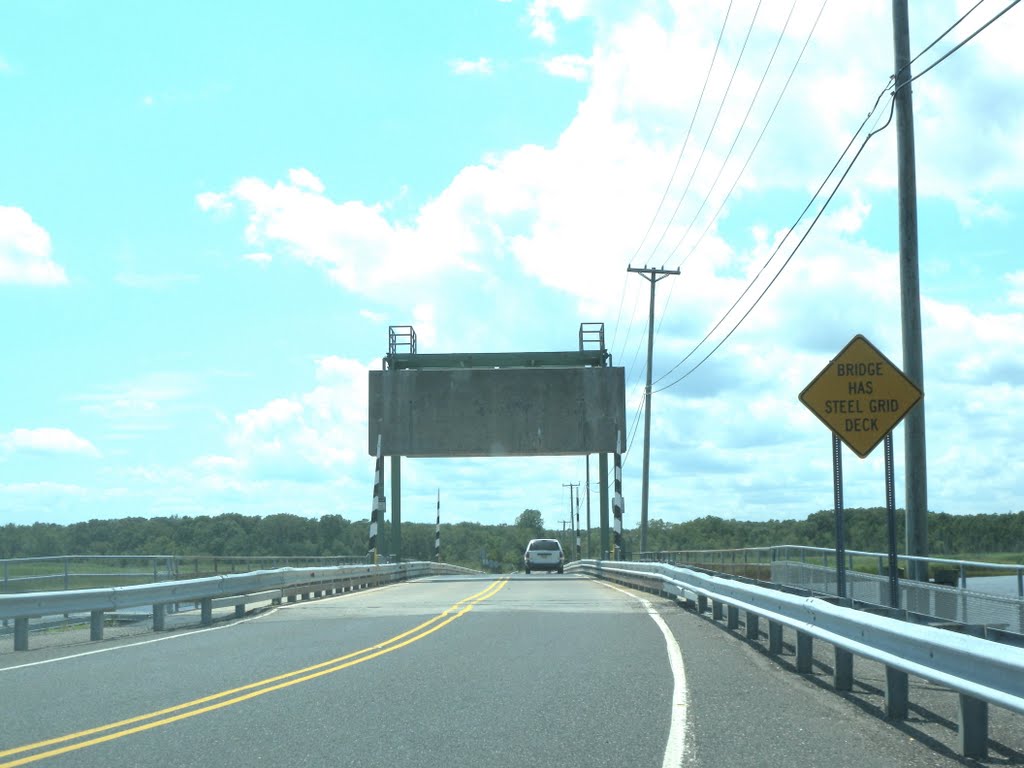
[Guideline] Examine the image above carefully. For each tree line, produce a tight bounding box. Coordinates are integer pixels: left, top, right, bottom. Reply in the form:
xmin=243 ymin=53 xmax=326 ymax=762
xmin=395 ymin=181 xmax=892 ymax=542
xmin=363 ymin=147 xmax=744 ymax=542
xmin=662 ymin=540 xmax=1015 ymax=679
xmin=1 ymin=508 xmax=1022 ymax=571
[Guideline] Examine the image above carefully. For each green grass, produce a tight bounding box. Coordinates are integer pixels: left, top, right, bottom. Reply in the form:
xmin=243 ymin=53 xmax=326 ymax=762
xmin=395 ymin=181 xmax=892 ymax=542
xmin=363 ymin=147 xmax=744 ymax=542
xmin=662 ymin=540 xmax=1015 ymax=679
xmin=1 ymin=558 xmax=172 ymax=593
xmin=844 ymin=552 xmax=1023 ymax=579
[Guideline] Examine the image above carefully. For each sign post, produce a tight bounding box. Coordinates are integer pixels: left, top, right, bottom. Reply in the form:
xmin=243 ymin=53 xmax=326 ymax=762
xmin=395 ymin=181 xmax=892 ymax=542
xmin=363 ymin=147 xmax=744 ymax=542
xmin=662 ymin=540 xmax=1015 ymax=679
xmin=799 ymin=335 xmax=923 ymax=606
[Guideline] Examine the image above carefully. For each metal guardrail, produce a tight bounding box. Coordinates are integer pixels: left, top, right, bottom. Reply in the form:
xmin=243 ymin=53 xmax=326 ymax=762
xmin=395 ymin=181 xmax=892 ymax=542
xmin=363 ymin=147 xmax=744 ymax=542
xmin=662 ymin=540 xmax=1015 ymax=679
xmin=641 ymin=545 xmax=1024 ymax=597
xmin=0 ymin=561 xmax=477 ymax=652
xmin=571 ymin=559 xmax=1024 ymax=759
xmin=0 ymin=554 xmax=373 ymax=593
xmin=642 ymin=545 xmax=1024 ymax=632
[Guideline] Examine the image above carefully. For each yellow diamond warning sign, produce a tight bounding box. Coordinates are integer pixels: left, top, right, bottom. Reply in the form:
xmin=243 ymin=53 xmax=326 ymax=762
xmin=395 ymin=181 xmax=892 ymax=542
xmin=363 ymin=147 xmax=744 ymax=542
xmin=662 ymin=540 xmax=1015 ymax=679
xmin=799 ymin=334 xmax=923 ymax=459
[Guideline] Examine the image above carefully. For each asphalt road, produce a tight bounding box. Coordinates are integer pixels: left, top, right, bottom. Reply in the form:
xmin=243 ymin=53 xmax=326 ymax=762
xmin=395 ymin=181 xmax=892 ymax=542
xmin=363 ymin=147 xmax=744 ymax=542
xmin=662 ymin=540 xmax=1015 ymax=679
xmin=1 ymin=574 xmax=1021 ymax=767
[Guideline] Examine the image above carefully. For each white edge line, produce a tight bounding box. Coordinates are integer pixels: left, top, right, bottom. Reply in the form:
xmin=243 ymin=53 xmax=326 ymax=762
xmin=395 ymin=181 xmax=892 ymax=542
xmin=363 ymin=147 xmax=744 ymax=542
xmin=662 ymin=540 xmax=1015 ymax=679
xmin=0 ymin=582 xmax=406 ymax=673
xmin=601 ymin=581 xmax=690 ymax=768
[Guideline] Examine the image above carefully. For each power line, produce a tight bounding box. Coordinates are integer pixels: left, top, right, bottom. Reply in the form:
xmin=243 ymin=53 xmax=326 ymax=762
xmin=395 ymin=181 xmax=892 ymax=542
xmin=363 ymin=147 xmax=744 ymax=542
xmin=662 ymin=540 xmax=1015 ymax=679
xmin=905 ymin=0 xmax=1021 ymax=88
xmin=663 ymin=0 xmax=803 ymax=270
xmin=648 ymin=0 xmax=1018 ymax=391
xmin=643 ymin=0 xmax=763 ymax=266
xmin=626 ymin=1 xmax=735 ymax=267
xmin=652 ymin=93 xmax=896 ymax=394
xmin=611 ymin=2 xmax=734 ymax=367
xmin=650 ymin=72 xmax=892 ymax=390
xmin=666 ymin=0 xmax=829 ymax=286
xmin=907 ymin=0 xmax=986 ymax=70
xmin=648 ymin=0 xmax=827 ymax=353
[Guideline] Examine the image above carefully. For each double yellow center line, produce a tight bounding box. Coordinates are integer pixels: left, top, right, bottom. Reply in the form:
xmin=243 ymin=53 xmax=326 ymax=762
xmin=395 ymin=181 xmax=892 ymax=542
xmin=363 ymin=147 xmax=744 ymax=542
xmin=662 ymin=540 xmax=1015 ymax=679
xmin=0 ymin=578 xmax=508 ymax=767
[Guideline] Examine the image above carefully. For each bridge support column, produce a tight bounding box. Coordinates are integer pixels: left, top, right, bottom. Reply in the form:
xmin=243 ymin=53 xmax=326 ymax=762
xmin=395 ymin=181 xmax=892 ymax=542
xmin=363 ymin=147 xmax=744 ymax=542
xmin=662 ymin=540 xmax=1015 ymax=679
xmin=599 ymin=453 xmax=609 ymax=558
xmin=768 ymin=621 xmax=783 ymax=654
xmin=958 ymin=694 xmax=988 ymax=758
xmin=796 ymin=631 xmax=813 ymax=673
xmin=391 ymin=455 xmax=402 ymax=562
xmin=90 ymin=610 xmax=104 ymax=641
xmin=885 ymin=666 xmax=908 ymax=720
xmin=833 ymin=648 xmax=853 ymax=691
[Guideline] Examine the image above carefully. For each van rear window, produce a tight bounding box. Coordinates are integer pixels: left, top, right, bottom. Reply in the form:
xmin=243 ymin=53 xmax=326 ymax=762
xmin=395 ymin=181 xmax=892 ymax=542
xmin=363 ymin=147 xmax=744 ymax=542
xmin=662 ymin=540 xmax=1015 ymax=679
xmin=529 ymin=540 xmax=560 ymax=551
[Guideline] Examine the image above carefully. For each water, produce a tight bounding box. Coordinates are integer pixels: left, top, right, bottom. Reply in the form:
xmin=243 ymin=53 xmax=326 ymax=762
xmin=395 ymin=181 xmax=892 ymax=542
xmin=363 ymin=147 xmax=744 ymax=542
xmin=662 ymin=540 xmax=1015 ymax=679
xmin=965 ymin=574 xmax=1023 ymax=598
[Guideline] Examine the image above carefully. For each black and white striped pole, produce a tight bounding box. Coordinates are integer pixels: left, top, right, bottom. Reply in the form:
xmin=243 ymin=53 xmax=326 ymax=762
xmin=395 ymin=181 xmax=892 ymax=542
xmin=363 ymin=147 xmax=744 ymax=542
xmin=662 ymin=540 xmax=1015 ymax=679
xmin=575 ymin=493 xmax=581 ymax=560
xmin=613 ymin=429 xmax=623 ymax=560
xmin=369 ymin=435 xmax=383 ymax=565
xmin=435 ymin=489 xmax=441 ymax=562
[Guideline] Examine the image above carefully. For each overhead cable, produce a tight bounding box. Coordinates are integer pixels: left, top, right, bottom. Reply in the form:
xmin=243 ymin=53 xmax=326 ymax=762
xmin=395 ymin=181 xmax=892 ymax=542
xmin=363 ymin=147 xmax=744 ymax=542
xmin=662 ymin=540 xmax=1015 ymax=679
xmin=643 ymin=0 xmax=763 ymax=265
xmin=652 ymin=93 xmax=896 ymax=394
xmin=626 ymin=1 xmax=735 ymax=267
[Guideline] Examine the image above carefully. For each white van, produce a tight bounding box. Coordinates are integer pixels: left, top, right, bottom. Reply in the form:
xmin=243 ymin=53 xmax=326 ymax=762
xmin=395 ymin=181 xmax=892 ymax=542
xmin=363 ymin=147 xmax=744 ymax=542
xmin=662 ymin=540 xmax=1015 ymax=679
xmin=523 ymin=538 xmax=564 ymax=574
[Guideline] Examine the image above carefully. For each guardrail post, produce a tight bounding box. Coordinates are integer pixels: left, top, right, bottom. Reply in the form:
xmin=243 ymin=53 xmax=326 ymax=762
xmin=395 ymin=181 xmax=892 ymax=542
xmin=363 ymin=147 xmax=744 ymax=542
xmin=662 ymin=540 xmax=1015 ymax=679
xmin=153 ymin=604 xmax=165 ymax=632
xmin=768 ymin=621 xmax=783 ymax=654
xmin=90 ymin=610 xmax=105 ymax=641
xmin=712 ymin=600 xmax=723 ymax=621
xmin=795 ymin=632 xmax=812 ymax=673
xmin=235 ymin=603 xmax=245 ymax=619
xmin=201 ymin=598 xmax=213 ymax=625
xmin=885 ymin=667 xmax=908 ymax=720
xmin=833 ymin=648 xmax=853 ymax=691
xmin=726 ymin=605 xmax=739 ymax=630
xmin=697 ymin=595 xmax=708 ymax=614
xmin=14 ymin=617 xmax=29 ymax=651
xmin=958 ymin=694 xmax=988 ymax=758
xmin=745 ymin=611 xmax=759 ymax=640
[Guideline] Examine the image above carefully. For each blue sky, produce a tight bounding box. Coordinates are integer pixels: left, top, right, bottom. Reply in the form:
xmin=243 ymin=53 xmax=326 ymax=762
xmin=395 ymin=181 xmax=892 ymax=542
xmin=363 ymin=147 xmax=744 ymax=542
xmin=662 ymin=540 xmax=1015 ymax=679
xmin=2 ymin=1 xmax=1023 ymax=540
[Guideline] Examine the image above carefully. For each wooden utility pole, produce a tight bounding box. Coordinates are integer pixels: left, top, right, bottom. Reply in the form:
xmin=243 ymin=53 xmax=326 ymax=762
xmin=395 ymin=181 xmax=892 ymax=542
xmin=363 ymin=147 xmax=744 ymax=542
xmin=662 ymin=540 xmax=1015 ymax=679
xmin=628 ymin=265 xmax=680 ymax=553
xmin=892 ymin=0 xmax=929 ymax=580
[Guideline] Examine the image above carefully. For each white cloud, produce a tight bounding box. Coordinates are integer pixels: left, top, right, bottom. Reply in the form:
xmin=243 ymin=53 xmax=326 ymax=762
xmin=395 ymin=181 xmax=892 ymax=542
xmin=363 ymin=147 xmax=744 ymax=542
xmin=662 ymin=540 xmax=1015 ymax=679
xmin=242 ymin=251 xmax=273 ymax=264
xmin=412 ymin=304 xmax=437 ymax=349
xmin=199 ymin=169 xmax=484 ymax=297
xmin=195 ymin=191 xmax=233 ymax=213
xmin=2 ymin=428 xmax=99 ymax=457
xmin=288 ymin=168 xmax=325 ymax=193
xmin=451 ymin=58 xmax=494 ymax=76
xmin=0 ymin=206 xmax=67 ymax=285
xmin=222 ymin=359 xmax=372 ymax=483
xmin=1008 ymin=272 xmax=1024 ymax=307
xmin=191 ymin=2 xmax=1024 ymax=525
xmin=76 ymin=373 xmax=197 ymax=437
xmin=193 ymin=454 xmax=245 ymax=472
xmin=543 ymin=54 xmax=591 ymax=81
xmin=527 ymin=0 xmax=590 ymax=43
xmin=236 ymin=398 xmax=304 ymax=438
